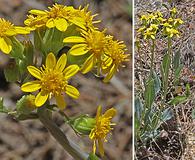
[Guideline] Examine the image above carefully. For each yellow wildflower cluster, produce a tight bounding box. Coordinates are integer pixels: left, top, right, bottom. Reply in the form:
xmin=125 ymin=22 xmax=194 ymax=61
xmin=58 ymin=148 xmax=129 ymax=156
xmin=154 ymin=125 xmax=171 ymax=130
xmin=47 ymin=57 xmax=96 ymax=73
xmin=137 ymin=7 xmax=183 ymax=39
xmin=0 ymin=4 xmax=123 ymax=156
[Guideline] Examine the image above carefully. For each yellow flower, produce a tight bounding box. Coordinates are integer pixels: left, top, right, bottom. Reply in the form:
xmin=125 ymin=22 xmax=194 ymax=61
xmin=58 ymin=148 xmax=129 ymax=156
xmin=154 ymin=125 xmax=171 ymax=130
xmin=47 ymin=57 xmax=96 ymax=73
xmin=76 ymin=5 xmax=100 ymax=30
xmin=170 ymin=7 xmax=177 ymax=15
xmin=165 ymin=27 xmax=180 ymax=38
xmin=89 ymin=106 xmax=116 ymax=157
xmin=21 ymin=52 xmax=80 ymax=109
xmin=63 ymin=29 xmax=107 ymax=74
xmin=102 ymin=37 xmax=129 ymax=82
xmin=24 ymin=4 xmax=86 ymax=31
xmin=173 ymin=18 xmax=184 ymax=27
xmin=0 ymin=18 xmax=30 ymax=54
xmin=143 ymin=28 xmax=156 ymax=39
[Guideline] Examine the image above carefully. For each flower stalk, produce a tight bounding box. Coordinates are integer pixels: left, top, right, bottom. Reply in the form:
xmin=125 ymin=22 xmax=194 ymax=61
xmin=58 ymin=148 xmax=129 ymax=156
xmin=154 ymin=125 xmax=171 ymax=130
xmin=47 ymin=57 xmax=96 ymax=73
xmin=37 ymin=107 xmax=88 ymax=160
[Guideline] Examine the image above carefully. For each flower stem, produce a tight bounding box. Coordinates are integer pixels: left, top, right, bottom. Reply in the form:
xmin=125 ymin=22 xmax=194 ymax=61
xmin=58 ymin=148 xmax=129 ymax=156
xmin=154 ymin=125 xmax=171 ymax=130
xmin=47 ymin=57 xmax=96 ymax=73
xmin=150 ymin=39 xmax=155 ymax=73
xmin=37 ymin=107 xmax=88 ymax=160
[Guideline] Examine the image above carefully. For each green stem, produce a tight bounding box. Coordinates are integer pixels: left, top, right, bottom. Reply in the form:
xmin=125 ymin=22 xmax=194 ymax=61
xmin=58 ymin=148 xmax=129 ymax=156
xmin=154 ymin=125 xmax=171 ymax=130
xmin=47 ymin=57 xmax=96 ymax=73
xmin=37 ymin=107 xmax=88 ymax=160
xmin=163 ymin=38 xmax=172 ymax=105
xmin=150 ymin=39 xmax=155 ymax=73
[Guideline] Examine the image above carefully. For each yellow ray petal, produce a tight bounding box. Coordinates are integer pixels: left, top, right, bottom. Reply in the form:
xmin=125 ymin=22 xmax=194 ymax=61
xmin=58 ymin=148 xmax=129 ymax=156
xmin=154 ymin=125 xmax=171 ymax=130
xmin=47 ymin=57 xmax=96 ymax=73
xmin=103 ymin=64 xmax=117 ymax=83
xmin=29 ymin=9 xmax=47 ymax=15
xmin=5 ymin=29 xmax=16 ymax=36
xmin=64 ymin=65 xmax=79 ymax=80
xmin=35 ymin=91 xmax=49 ymax=107
xmin=27 ymin=66 xmax=42 ymax=79
xmin=46 ymin=52 xmax=56 ymax=69
xmin=46 ymin=18 xmax=55 ymax=28
xmin=96 ymin=105 xmax=102 ymax=119
xmin=21 ymin=81 xmax=41 ymax=92
xmin=81 ymin=55 xmax=95 ymax=74
xmin=98 ymin=139 xmax=104 ymax=157
xmin=55 ymin=53 xmax=67 ymax=71
xmin=63 ymin=36 xmax=86 ymax=43
xmin=69 ymin=44 xmax=88 ymax=56
xmin=65 ymin=85 xmax=80 ymax=99
xmin=14 ymin=26 xmax=31 ymax=34
xmin=103 ymin=108 xmax=117 ymax=118
xmin=0 ymin=37 xmax=12 ymax=54
xmin=55 ymin=94 xmax=66 ymax=110
xmin=54 ymin=18 xmax=68 ymax=32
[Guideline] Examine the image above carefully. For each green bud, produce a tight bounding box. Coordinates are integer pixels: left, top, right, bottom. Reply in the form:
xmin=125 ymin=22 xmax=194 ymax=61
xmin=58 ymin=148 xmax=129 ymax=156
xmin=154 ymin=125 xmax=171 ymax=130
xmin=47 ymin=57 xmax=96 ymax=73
xmin=4 ymin=59 xmax=20 ymax=82
xmin=16 ymin=95 xmax=36 ymax=115
xmin=23 ymin=40 xmax=34 ymax=65
xmin=10 ymin=37 xmax=24 ymax=59
xmin=69 ymin=115 xmax=96 ymax=135
xmin=34 ymin=28 xmax=46 ymax=54
xmin=18 ymin=40 xmax=34 ymax=75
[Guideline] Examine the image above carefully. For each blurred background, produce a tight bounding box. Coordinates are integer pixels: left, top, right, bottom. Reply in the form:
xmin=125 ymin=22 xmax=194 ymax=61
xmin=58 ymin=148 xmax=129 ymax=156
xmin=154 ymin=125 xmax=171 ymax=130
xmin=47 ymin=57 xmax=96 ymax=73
xmin=0 ymin=0 xmax=132 ymax=159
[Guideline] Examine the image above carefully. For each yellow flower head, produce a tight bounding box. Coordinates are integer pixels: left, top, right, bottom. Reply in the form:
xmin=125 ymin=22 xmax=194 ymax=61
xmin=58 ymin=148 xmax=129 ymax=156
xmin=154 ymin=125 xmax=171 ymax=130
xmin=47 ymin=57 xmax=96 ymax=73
xmin=21 ymin=52 xmax=80 ymax=109
xmin=24 ymin=4 xmax=86 ymax=31
xmin=102 ymin=36 xmax=129 ymax=82
xmin=63 ymin=29 xmax=107 ymax=74
xmin=0 ymin=18 xmax=30 ymax=54
xmin=170 ymin=7 xmax=177 ymax=15
xmin=165 ymin=27 xmax=180 ymax=38
xmin=143 ymin=28 xmax=156 ymax=40
xmin=89 ymin=106 xmax=116 ymax=157
xmin=76 ymin=5 xmax=100 ymax=30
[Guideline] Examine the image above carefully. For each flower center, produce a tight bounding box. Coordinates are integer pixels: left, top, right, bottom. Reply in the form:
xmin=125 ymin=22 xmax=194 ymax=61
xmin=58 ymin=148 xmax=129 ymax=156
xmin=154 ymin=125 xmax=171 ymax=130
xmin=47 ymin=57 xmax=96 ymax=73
xmin=85 ymin=31 xmax=106 ymax=56
xmin=0 ymin=18 xmax=13 ymax=37
xmin=92 ymin=116 xmax=112 ymax=140
xmin=47 ymin=4 xmax=70 ymax=19
xmin=41 ymin=68 xmax=67 ymax=96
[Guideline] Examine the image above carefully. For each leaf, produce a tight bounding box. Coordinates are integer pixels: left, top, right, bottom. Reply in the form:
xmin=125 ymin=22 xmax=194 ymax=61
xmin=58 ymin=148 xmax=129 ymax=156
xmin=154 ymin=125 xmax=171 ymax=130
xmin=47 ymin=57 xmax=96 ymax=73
xmin=0 ymin=97 xmax=9 ymax=113
xmin=173 ymin=51 xmax=181 ymax=70
xmin=161 ymin=107 xmax=174 ymax=122
xmin=185 ymin=83 xmax=190 ymax=97
xmin=161 ymin=53 xmax=171 ymax=83
xmin=161 ymin=53 xmax=171 ymax=97
xmin=144 ymin=77 xmax=155 ymax=108
xmin=169 ymin=95 xmax=188 ymax=105
xmin=135 ymin=97 xmax=143 ymax=120
xmin=87 ymin=153 xmax=99 ymax=160
xmin=192 ymin=109 xmax=195 ymax=120
xmin=151 ymin=70 xmax=161 ymax=96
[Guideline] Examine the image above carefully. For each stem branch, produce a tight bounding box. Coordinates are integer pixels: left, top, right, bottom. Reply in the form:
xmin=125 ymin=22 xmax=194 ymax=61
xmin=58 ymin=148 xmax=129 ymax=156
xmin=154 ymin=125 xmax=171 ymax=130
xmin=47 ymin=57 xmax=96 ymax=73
xmin=37 ymin=107 xmax=88 ymax=160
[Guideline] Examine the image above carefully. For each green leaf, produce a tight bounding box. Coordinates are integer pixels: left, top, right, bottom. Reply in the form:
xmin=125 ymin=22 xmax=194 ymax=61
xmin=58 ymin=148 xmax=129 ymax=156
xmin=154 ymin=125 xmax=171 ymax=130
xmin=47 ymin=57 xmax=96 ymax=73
xmin=144 ymin=77 xmax=155 ymax=108
xmin=185 ymin=83 xmax=190 ymax=97
xmin=4 ymin=59 xmax=20 ymax=82
xmin=151 ymin=70 xmax=161 ymax=96
xmin=169 ymin=95 xmax=188 ymax=105
xmin=161 ymin=53 xmax=171 ymax=83
xmin=161 ymin=107 xmax=174 ymax=122
xmin=192 ymin=109 xmax=195 ymax=120
xmin=87 ymin=153 xmax=99 ymax=160
xmin=173 ymin=51 xmax=181 ymax=70
xmin=0 ymin=97 xmax=9 ymax=113
xmin=135 ymin=97 xmax=143 ymax=120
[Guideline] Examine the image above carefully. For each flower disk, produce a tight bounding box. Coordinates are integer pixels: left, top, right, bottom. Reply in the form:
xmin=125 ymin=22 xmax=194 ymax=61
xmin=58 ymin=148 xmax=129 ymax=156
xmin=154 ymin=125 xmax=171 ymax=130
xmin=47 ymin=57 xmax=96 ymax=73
xmin=21 ymin=52 xmax=80 ymax=109
xmin=89 ymin=106 xmax=116 ymax=156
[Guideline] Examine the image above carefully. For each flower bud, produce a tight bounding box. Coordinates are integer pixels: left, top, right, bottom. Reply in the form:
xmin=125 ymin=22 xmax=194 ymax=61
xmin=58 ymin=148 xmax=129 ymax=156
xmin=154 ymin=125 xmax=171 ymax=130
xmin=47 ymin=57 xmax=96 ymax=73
xmin=69 ymin=115 xmax=96 ymax=135
xmin=4 ymin=59 xmax=20 ymax=82
xmin=16 ymin=95 xmax=36 ymax=115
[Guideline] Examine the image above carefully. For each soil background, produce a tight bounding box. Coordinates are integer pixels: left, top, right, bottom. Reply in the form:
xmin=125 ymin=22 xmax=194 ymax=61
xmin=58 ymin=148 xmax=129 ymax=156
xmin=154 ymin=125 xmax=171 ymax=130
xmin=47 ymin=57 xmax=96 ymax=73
xmin=0 ymin=0 xmax=132 ymax=160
